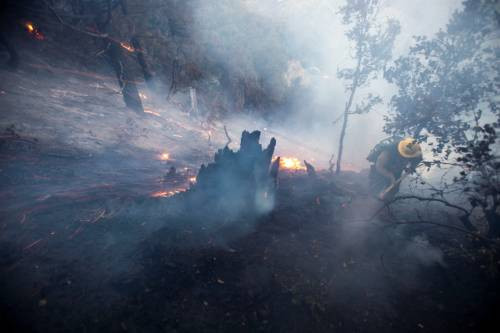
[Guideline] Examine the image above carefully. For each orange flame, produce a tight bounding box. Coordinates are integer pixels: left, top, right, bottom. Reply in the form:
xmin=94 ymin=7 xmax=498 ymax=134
xmin=277 ymin=157 xmax=307 ymax=171
xmin=120 ymin=42 xmax=135 ymax=52
xmin=158 ymin=152 xmax=170 ymax=161
xmin=24 ymin=21 xmax=44 ymax=40
xmin=26 ymin=22 xmax=34 ymax=32
xmin=151 ymin=189 xmax=184 ymax=198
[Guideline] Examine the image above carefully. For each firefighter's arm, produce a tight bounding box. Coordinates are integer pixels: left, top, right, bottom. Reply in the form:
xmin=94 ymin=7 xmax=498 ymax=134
xmin=406 ymin=156 xmax=423 ymax=174
xmin=375 ymin=151 xmax=396 ymax=183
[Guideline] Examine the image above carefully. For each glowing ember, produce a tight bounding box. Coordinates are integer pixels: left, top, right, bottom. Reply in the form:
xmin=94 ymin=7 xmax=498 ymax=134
xmin=26 ymin=22 xmax=34 ymax=32
xmin=23 ymin=238 xmax=42 ymax=251
xmin=158 ymin=152 xmax=170 ymax=161
xmin=24 ymin=21 xmax=44 ymax=40
xmin=120 ymin=42 xmax=135 ymax=52
xmin=189 ymin=176 xmax=197 ymax=183
xmin=278 ymin=157 xmax=307 ymax=171
xmin=144 ymin=108 xmax=161 ymax=117
xmin=151 ymin=189 xmax=184 ymax=198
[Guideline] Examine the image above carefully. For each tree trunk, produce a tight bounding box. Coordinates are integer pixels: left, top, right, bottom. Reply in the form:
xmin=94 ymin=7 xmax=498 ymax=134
xmin=131 ymin=36 xmax=155 ymax=92
xmin=107 ymin=43 xmax=144 ymax=113
xmin=107 ymin=41 xmax=144 ymax=113
xmin=93 ymin=6 xmax=143 ymax=114
xmin=335 ymin=110 xmax=349 ymax=174
xmin=335 ymin=84 xmax=358 ymax=174
xmin=335 ymin=54 xmax=362 ymax=174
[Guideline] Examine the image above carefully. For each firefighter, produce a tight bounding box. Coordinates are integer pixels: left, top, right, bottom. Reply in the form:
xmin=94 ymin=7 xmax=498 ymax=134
xmin=367 ymin=137 xmax=423 ymax=201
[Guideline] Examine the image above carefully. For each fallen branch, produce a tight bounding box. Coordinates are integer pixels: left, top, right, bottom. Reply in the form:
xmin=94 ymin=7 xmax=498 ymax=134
xmin=382 ymin=220 xmax=496 ymax=246
xmin=89 ymin=209 xmax=107 ymax=224
xmin=392 ymin=195 xmax=469 ymax=215
xmin=0 ymin=135 xmax=38 ymax=145
xmin=393 ymin=195 xmax=475 ymax=229
xmin=367 ymin=194 xmax=475 ymax=231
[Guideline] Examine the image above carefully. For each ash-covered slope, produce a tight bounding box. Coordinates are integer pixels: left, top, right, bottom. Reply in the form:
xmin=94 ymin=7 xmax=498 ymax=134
xmin=0 ymin=126 xmax=498 ymax=333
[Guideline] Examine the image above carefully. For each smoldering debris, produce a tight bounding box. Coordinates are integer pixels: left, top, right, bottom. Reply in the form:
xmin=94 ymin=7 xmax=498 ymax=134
xmin=403 ymin=235 xmax=446 ymax=267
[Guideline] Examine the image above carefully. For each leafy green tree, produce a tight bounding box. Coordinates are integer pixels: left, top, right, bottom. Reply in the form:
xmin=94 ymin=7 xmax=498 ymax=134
xmin=384 ymin=0 xmax=499 ymax=236
xmin=335 ymin=0 xmax=400 ymax=174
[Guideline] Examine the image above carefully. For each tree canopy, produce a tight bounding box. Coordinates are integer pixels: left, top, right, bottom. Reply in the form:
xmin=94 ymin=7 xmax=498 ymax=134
xmin=384 ymin=0 xmax=499 ymax=152
xmin=384 ymin=0 xmax=500 ymax=236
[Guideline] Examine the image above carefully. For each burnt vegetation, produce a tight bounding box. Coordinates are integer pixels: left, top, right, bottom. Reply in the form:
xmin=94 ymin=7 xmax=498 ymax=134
xmin=0 ymin=1 xmax=499 ymax=332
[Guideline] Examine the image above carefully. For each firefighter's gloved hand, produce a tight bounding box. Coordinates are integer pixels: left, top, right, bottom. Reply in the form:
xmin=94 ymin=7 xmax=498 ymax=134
xmin=404 ymin=167 xmax=417 ymax=175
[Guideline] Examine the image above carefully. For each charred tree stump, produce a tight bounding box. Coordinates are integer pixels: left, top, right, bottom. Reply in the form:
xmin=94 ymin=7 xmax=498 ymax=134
xmin=190 ymin=130 xmax=277 ymax=216
xmin=270 ymin=157 xmax=280 ymax=189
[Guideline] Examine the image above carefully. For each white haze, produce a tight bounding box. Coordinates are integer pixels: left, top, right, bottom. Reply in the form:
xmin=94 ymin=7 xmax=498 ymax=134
xmin=191 ymin=0 xmax=463 ymax=170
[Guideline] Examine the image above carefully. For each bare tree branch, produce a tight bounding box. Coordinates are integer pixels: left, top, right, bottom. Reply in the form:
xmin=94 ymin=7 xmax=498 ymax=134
xmin=43 ymin=1 xmax=109 ymax=39
xmin=394 ymin=195 xmax=471 ymax=217
xmin=365 ymin=194 xmax=475 ymax=231
xmin=223 ymin=125 xmax=232 ymax=147
xmin=383 ymin=220 xmax=496 ymax=246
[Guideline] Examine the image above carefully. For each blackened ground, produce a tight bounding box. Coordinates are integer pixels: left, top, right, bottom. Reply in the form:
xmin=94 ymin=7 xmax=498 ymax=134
xmin=0 ymin=138 xmax=499 ymax=333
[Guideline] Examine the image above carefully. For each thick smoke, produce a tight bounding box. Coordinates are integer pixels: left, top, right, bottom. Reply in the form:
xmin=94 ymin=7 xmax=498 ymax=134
xmin=185 ymin=0 xmax=463 ymax=170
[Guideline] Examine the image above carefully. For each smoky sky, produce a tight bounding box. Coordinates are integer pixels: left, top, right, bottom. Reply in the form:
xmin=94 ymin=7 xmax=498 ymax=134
xmin=190 ymin=0 xmax=463 ymax=169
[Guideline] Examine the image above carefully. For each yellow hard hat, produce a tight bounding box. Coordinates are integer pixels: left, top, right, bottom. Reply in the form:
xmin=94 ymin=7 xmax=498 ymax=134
xmin=398 ymin=137 xmax=422 ymax=158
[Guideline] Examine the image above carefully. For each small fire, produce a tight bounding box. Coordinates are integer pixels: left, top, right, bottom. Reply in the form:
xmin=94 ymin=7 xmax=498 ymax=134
xmin=158 ymin=152 xmax=170 ymax=161
xmin=278 ymin=157 xmax=307 ymax=171
xmin=189 ymin=176 xmax=197 ymax=183
xmin=120 ymin=41 xmax=135 ymax=52
xmin=24 ymin=21 xmax=44 ymax=40
xmin=151 ymin=189 xmax=184 ymax=198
